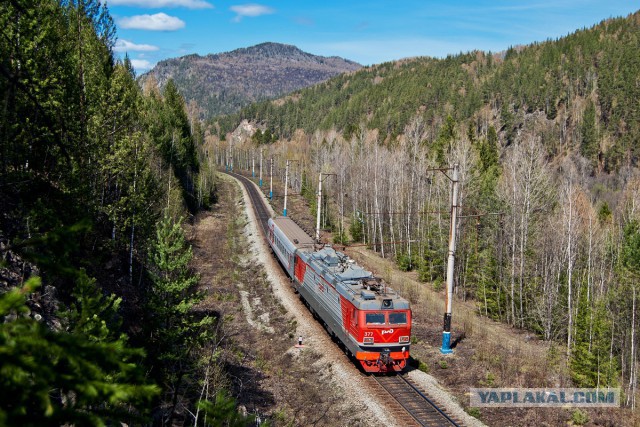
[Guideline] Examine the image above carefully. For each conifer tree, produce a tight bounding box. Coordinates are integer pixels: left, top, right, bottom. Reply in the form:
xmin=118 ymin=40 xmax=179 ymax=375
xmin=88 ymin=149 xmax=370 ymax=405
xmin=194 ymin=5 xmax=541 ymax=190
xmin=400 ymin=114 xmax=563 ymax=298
xmin=145 ymin=214 xmax=212 ymax=423
xmin=571 ymin=291 xmax=618 ymax=387
xmin=64 ymin=270 xmax=124 ymax=342
xmin=0 ymin=277 xmax=158 ymax=426
xmin=580 ymin=100 xmax=598 ymax=165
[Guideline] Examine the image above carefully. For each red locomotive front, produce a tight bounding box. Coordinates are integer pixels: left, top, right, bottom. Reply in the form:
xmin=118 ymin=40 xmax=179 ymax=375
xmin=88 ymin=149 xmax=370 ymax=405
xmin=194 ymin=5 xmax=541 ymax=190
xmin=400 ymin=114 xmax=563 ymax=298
xmin=356 ymin=309 xmax=411 ymax=372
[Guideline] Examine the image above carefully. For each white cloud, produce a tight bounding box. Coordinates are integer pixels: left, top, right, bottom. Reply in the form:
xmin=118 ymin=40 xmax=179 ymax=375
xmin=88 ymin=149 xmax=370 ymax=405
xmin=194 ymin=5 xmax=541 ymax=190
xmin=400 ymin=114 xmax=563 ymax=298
xmin=114 ymin=39 xmax=159 ymax=52
xmin=130 ymin=59 xmax=153 ymax=70
xmin=230 ymin=4 xmax=274 ymax=22
xmin=109 ymin=0 xmax=213 ymax=8
xmin=118 ymin=13 xmax=185 ymax=31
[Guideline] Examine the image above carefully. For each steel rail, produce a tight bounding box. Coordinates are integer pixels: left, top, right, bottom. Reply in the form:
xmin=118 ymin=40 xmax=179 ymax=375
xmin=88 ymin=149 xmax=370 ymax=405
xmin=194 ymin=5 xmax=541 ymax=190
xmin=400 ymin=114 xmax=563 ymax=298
xmin=227 ymin=171 xmax=271 ymax=235
xmin=373 ymin=374 xmax=461 ymax=427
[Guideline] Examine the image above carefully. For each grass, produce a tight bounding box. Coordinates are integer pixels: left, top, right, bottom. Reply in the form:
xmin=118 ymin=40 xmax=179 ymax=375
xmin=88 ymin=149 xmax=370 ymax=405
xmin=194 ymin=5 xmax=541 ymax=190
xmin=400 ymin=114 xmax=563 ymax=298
xmin=571 ymin=409 xmax=589 ymax=425
xmin=466 ymin=407 xmax=482 ymax=419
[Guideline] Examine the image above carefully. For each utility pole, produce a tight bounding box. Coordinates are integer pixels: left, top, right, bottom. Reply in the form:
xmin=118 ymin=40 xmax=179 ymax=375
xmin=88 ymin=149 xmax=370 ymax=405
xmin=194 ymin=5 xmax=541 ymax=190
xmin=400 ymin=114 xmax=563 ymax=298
xmin=226 ymin=153 xmax=233 ymax=172
xmin=441 ymin=163 xmax=459 ymax=354
xmin=284 ymin=159 xmax=289 ymax=216
xmin=269 ymin=157 xmax=273 ymax=200
xmin=259 ymin=149 xmax=263 ymax=187
xmin=315 ymin=172 xmax=322 ymax=241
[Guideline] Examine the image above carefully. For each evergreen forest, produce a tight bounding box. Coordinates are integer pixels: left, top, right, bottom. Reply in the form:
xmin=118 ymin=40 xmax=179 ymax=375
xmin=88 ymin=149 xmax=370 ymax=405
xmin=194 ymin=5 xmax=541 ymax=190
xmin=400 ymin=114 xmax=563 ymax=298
xmin=0 ymin=0 xmax=246 ymax=425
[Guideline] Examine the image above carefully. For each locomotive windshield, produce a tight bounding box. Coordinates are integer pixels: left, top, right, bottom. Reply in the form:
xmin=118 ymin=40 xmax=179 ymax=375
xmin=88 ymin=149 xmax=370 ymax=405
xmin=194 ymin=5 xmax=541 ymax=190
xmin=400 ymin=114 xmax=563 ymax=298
xmin=365 ymin=311 xmax=408 ymax=325
xmin=389 ymin=312 xmax=407 ymax=324
xmin=365 ymin=313 xmax=385 ymax=324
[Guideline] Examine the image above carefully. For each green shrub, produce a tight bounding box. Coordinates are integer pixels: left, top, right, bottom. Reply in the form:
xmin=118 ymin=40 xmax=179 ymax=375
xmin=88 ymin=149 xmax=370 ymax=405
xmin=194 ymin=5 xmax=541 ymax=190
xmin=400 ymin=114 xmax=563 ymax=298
xmin=571 ymin=409 xmax=588 ymax=425
xmin=466 ymin=407 xmax=481 ymax=419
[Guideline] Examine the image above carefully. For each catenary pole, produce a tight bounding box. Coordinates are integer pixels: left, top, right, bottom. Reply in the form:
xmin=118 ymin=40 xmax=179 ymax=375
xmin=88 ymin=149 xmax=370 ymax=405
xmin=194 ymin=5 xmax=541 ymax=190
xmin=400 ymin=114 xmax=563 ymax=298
xmin=441 ymin=163 xmax=459 ymax=354
xmin=316 ymin=173 xmax=322 ymax=241
xmin=283 ymin=160 xmax=289 ymax=216
xmin=259 ymin=149 xmax=263 ymax=187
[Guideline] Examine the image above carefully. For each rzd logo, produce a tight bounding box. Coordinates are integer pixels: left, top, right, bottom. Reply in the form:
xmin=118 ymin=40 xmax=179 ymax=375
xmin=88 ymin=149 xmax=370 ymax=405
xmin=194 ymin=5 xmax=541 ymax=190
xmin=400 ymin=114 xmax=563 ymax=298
xmin=381 ymin=329 xmax=394 ymax=335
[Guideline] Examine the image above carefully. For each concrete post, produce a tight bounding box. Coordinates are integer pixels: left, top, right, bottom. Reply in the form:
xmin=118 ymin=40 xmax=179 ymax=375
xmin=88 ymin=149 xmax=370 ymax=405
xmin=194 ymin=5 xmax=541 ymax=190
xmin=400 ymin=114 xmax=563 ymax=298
xmin=283 ymin=160 xmax=289 ymax=216
xmin=269 ymin=157 xmax=273 ymax=200
xmin=441 ymin=163 xmax=459 ymax=355
xmin=316 ymin=173 xmax=322 ymax=242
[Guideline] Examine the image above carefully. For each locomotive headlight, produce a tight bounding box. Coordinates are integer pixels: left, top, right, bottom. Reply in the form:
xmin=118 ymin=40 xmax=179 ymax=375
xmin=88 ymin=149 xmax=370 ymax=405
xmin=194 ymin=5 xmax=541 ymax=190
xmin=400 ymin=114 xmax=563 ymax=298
xmin=399 ymin=336 xmax=410 ymax=343
xmin=364 ymin=337 xmax=374 ymax=344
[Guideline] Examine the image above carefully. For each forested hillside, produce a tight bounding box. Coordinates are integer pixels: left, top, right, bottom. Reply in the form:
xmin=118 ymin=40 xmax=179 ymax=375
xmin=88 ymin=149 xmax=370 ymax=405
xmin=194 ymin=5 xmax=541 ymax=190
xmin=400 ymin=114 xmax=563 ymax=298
xmin=0 ymin=1 xmax=244 ymax=425
xmin=213 ymin=10 xmax=640 ymax=407
xmin=219 ymin=13 xmax=640 ymax=173
xmin=140 ymin=42 xmax=362 ymax=119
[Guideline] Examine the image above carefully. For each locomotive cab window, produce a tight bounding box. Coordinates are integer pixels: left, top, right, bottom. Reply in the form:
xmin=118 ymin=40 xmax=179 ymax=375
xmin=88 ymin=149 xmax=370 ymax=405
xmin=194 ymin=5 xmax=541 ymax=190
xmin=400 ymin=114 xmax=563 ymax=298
xmin=365 ymin=312 xmax=385 ymax=325
xmin=389 ymin=312 xmax=407 ymax=324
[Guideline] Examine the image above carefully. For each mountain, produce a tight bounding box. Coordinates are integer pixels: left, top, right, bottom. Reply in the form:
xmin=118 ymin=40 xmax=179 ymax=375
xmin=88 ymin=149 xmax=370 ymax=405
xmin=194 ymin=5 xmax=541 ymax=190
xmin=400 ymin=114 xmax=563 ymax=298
xmin=139 ymin=42 xmax=362 ymax=119
xmin=217 ymin=12 xmax=640 ymax=174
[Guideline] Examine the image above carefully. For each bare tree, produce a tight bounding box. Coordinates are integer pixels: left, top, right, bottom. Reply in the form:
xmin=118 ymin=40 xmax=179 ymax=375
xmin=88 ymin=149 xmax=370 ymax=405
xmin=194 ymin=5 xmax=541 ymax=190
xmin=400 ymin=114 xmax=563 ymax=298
xmin=498 ymin=136 xmax=553 ymax=326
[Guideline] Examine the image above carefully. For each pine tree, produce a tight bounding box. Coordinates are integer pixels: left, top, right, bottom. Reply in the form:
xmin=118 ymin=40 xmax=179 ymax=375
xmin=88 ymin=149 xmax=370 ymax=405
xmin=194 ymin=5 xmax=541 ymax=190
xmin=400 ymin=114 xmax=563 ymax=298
xmin=571 ymin=291 xmax=618 ymax=387
xmin=0 ymin=277 xmax=158 ymax=426
xmin=621 ymin=220 xmax=640 ymax=273
xmin=63 ymin=270 xmax=123 ymax=342
xmin=432 ymin=115 xmax=456 ymax=164
xmin=196 ymin=391 xmax=254 ymax=427
xmin=580 ymin=100 xmax=598 ymax=165
xmin=145 ymin=214 xmax=212 ymax=424
xmin=147 ymin=79 xmax=200 ymax=213
xmin=479 ymin=126 xmax=499 ymax=173
xmin=349 ymin=212 xmax=364 ymax=243
xmin=146 ymin=214 xmax=210 ymax=356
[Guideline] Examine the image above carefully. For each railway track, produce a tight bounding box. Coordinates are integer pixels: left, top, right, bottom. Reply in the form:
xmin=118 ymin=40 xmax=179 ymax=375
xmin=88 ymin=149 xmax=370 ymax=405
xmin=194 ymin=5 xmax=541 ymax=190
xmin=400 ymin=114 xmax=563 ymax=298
xmin=370 ymin=374 xmax=462 ymax=426
xmin=227 ymin=171 xmax=271 ymax=234
xmin=226 ymin=170 xmax=462 ymax=427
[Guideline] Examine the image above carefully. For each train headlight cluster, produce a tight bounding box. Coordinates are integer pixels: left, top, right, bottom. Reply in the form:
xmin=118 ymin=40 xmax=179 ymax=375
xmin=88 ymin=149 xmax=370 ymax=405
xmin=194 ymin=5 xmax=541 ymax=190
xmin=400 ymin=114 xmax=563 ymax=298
xmin=364 ymin=337 xmax=374 ymax=344
xmin=399 ymin=336 xmax=410 ymax=344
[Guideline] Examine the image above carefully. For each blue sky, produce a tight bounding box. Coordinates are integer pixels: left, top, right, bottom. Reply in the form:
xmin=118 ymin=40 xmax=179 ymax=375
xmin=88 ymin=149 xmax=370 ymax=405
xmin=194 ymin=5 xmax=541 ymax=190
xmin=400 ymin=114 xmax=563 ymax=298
xmin=108 ymin=1 xmax=639 ymax=74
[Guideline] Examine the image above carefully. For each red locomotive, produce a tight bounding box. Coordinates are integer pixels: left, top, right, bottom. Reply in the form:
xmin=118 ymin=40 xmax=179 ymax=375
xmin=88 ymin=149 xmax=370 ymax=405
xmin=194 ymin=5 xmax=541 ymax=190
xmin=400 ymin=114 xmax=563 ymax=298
xmin=268 ymin=216 xmax=411 ymax=373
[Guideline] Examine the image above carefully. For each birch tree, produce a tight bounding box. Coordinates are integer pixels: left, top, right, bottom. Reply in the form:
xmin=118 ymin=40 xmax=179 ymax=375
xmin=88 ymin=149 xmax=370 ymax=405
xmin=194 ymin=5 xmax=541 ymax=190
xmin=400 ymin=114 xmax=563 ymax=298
xmin=498 ymin=137 xmax=553 ymax=326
